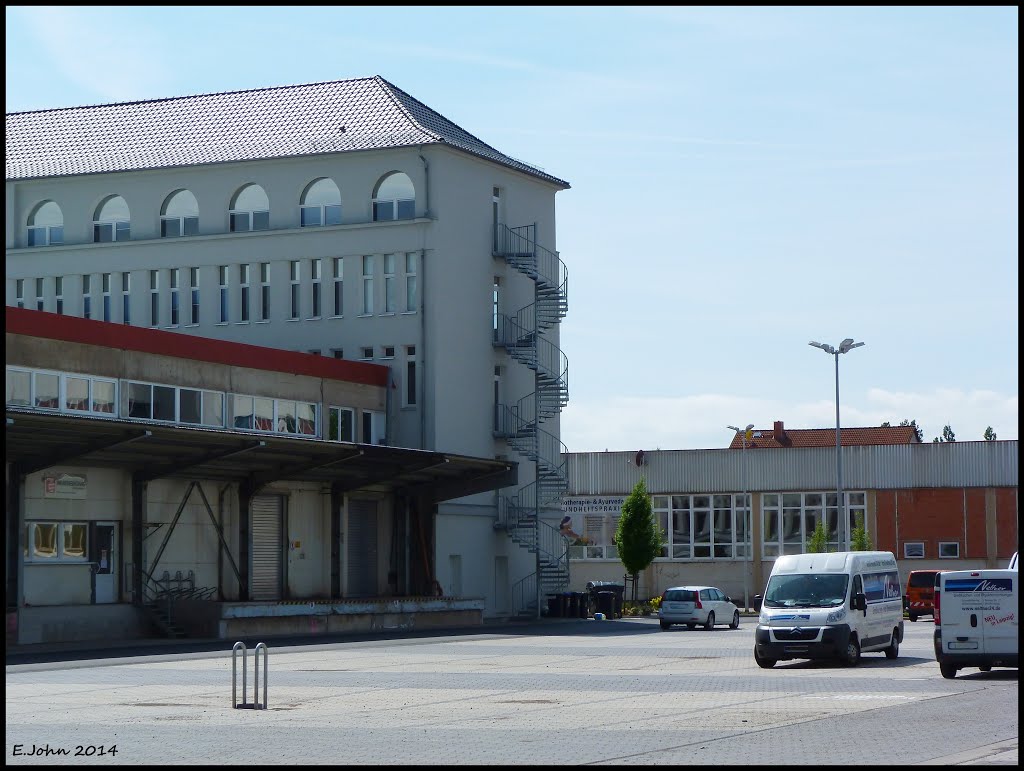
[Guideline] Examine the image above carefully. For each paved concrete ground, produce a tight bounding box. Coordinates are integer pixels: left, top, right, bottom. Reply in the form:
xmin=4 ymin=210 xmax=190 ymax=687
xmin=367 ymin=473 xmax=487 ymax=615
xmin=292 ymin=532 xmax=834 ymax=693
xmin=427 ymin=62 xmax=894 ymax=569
xmin=6 ymin=617 xmax=1018 ymax=765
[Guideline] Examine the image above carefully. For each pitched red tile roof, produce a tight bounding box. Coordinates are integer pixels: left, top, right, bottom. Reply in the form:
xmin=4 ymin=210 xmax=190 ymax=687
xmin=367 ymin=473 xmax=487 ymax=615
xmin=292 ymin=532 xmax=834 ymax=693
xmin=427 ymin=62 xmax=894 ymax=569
xmin=727 ymin=420 xmax=921 ymax=449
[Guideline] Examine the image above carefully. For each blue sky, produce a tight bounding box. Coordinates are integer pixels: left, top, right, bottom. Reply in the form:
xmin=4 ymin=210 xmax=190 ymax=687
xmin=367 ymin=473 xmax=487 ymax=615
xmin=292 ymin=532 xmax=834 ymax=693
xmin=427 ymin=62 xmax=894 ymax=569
xmin=6 ymin=6 xmax=1018 ymax=451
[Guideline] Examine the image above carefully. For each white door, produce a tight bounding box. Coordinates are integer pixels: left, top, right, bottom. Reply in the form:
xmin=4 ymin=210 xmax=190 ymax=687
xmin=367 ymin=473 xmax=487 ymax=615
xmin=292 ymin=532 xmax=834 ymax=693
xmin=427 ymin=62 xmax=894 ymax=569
xmin=93 ymin=522 xmax=117 ymax=603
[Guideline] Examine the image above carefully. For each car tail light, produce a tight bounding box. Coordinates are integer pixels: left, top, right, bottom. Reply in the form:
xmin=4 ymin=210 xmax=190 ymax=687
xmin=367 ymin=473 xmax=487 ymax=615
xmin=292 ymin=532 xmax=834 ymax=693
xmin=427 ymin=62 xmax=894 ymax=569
xmin=933 ymin=584 xmax=940 ymax=625
xmin=694 ymin=594 xmax=702 ymax=609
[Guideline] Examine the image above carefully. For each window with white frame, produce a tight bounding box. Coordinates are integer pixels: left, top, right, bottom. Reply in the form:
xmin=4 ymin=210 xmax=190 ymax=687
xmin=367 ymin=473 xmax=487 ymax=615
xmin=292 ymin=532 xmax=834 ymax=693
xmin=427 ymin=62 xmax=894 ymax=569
xmin=361 ymin=409 xmax=386 ymax=444
xmin=230 ymin=394 xmax=315 ymax=435
xmin=149 ymin=269 xmax=160 ymax=327
xmin=300 ymin=178 xmax=342 ymax=227
xmin=259 ymin=263 xmax=270 ymax=321
xmin=93 ymin=195 xmax=131 ymax=242
xmin=904 ymin=542 xmax=925 ymax=558
xmin=121 ymin=273 xmax=131 ymax=325
xmin=239 ymin=264 xmax=250 ymax=323
xmin=55 ymin=276 xmax=64 ymax=315
xmin=360 ymin=346 xmax=373 ymax=360
xmin=15 ymin=279 xmax=25 ymax=309
xmin=6 ymin=367 xmax=116 ymax=415
xmin=102 ymin=273 xmax=112 ymax=322
xmin=327 ymin=406 xmax=355 ymax=442
xmin=361 ymin=255 xmax=374 ymax=314
xmin=310 ymin=259 xmax=322 ymax=318
xmin=289 ymin=260 xmax=300 ymax=319
xmin=229 ymin=184 xmax=270 ymax=232
xmin=939 ymin=541 xmax=960 ymax=559
xmin=761 ymin=491 xmax=865 ymax=558
xmin=383 ymin=254 xmax=396 ymax=313
xmin=372 ymin=172 xmax=415 ymax=221
xmin=332 ymin=257 xmax=344 ymax=316
xmin=35 ymin=277 xmax=44 ymax=311
xmin=189 ymin=267 xmax=200 ymax=325
xmin=24 ymin=522 xmax=88 ymax=562
xmin=126 ymin=380 xmax=224 ymax=426
xmin=404 ymin=252 xmax=418 ymax=312
xmin=218 ymin=266 xmax=229 ymax=323
xmin=82 ymin=275 xmax=92 ymax=319
xmin=27 ymin=200 xmax=64 ymax=247
xmin=160 ymin=189 xmax=199 ymax=237
xmin=381 ymin=346 xmax=395 ymax=359
xmin=169 ymin=269 xmax=180 ymax=326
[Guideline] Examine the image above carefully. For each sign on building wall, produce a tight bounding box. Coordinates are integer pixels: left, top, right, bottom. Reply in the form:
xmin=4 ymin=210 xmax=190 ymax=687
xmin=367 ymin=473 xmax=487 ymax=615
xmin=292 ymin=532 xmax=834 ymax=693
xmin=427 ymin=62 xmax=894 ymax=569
xmin=562 ymin=496 xmax=627 ymax=514
xmin=561 ymin=496 xmax=627 ymax=559
xmin=42 ymin=473 xmax=87 ymax=499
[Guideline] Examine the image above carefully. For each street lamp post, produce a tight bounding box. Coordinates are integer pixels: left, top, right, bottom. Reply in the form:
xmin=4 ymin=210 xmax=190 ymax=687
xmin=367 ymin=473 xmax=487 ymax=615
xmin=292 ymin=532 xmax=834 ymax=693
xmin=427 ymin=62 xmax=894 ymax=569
xmin=728 ymin=423 xmax=755 ymax=610
xmin=808 ymin=338 xmax=865 ymax=551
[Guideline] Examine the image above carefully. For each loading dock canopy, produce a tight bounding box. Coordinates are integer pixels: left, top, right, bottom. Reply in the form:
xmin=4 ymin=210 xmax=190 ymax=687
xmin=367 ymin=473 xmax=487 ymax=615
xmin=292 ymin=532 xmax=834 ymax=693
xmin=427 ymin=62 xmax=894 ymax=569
xmin=5 ymin=409 xmax=516 ymax=501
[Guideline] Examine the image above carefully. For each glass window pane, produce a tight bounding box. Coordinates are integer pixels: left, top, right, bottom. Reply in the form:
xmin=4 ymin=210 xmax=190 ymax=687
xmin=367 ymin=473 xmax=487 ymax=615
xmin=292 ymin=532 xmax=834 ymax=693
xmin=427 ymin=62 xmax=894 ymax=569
xmin=27 ymin=227 xmax=43 ymax=247
xmin=179 ymin=389 xmax=202 ymax=424
xmin=33 ymin=523 xmax=58 ymax=559
xmin=116 ymin=222 xmax=130 ymax=240
xmin=63 ymin=523 xmax=87 ymax=559
xmin=50 ymin=226 xmax=63 ymax=244
xmin=153 ymin=386 xmax=176 ymax=421
xmin=6 ymin=370 xmax=31 ymax=406
xmin=230 ymin=212 xmax=249 ymax=232
xmin=300 ymin=206 xmax=321 ymax=227
xmin=252 ymin=211 xmax=270 ymax=230
xmin=233 ymin=395 xmax=254 ymax=429
xmin=254 ymin=397 xmax=274 ymax=431
xmin=373 ymin=200 xmax=393 ymax=221
xmin=161 ymin=218 xmax=181 ymax=237
xmin=93 ymin=380 xmax=115 ymax=413
xmin=397 ymin=199 xmax=415 ymax=220
xmin=183 ymin=216 xmax=199 ymax=236
xmin=340 ymin=408 xmax=354 ymax=441
xmin=128 ymin=383 xmax=152 ymax=418
xmin=298 ymin=403 xmax=316 ymax=435
xmin=66 ymin=377 xmax=90 ymax=411
xmin=324 ymin=204 xmax=342 ymax=225
xmin=35 ymin=373 xmax=59 ymax=408
xmin=277 ymin=400 xmax=296 ymax=433
xmin=203 ymin=391 xmax=224 ymax=426
xmin=94 ymin=223 xmax=113 ymax=242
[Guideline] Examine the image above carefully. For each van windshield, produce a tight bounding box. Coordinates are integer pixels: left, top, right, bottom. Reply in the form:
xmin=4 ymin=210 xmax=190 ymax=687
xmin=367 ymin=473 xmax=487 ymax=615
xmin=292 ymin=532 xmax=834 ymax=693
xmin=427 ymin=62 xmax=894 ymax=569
xmin=763 ymin=573 xmax=848 ymax=608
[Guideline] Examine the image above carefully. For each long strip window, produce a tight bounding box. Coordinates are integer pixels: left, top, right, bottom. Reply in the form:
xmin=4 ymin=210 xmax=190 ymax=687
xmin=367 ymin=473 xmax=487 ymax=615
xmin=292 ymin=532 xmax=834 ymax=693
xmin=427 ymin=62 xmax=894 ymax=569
xmin=219 ymin=266 xmax=229 ymax=323
xmin=239 ymin=264 xmax=250 ymax=323
xmin=121 ymin=273 xmax=131 ymax=325
xmin=231 ymin=394 xmax=317 ymax=436
xmin=6 ymin=367 xmax=116 ymax=415
xmin=405 ymin=252 xmax=418 ymax=312
xmin=332 ymin=258 xmax=343 ymax=316
xmin=55 ymin=276 xmax=64 ymax=315
xmin=259 ymin=263 xmax=270 ymax=321
xmin=289 ymin=260 xmax=300 ymax=320
xmin=384 ymin=254 xmax=396 ymax=313
xmin=126 ymin=380 xmax=224 ymax=426
xmin=82 ymin=275 xmax=92 ymax=319
xmin=310 ymin=259 xmax=322 ymax=319
xmin=189 ymin=267 xmax=200 ymax=325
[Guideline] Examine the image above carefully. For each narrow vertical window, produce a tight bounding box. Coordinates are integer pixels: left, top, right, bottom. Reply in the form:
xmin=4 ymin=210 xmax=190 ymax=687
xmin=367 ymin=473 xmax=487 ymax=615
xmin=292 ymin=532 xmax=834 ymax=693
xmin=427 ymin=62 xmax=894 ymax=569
xmin=384 ymin=254 xmax=396 ymax=313
xmin=55 ymin=276 xmax=64 ymax=315
xmin=169 ymin=268 xmax=180 ymax=326
xmin=493 ymin=364 xmax=501 ymax=431
xmin=36 ymin=278 xmax=44 ymax=311
xmin=239 ymin=264 xmax=250 ymax=322
xmin=289 ymin=260 xmax=300 ymax=319
xmin=259 ymin=262 xmax=270 ymax=321
xmin=405 ymin=252 xmax=418 ymax=312
xmin=121 ymin=273 xmax=131 ymax=325
xmin=82 ymin=275 xmax=91 ymax=319
xmin=149 ymin=269 xmax=160 ymax=327
xmin=310 ymin=258 xmax=322 ymax=318
xmin=218 ymin=266 xmax=229 ymax=323
xmin=189 ymin=267 xmax=200 ymax=325
xmin=332 ymin=257 xmax=344 ymax=316
xmin=16 ymin=279 xmax=25 ymax=309
xmin=102 ymin=273 xmax=112 ymax=322
xmin=361 ymin=255 xmax=374 ymax=315
xmin=492 ymin=278 xmax=501 ymax=342
xmin=405 ymin=345 xmax=417 ymax=407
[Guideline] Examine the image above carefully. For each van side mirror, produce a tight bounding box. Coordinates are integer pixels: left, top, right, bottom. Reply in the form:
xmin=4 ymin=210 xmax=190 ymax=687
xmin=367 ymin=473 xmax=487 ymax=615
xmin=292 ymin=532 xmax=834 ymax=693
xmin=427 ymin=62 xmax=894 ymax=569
xmin=725 ymin=597 xmax=732 ymax=605
xmin=852 ymin=593 xmax=867 ymax=611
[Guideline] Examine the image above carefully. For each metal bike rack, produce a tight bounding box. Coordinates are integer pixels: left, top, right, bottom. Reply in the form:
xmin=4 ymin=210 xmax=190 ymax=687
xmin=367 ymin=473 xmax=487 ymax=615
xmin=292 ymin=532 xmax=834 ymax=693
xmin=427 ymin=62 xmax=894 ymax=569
xmin=232 ymin=641 xmax=268 ymax=710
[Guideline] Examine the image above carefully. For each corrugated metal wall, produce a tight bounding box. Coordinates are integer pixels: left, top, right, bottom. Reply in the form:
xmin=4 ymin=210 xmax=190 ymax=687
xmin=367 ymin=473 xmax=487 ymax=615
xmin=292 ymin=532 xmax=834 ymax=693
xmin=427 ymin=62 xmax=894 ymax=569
xmin=566 ymin=441 xmax=1019 ymax=495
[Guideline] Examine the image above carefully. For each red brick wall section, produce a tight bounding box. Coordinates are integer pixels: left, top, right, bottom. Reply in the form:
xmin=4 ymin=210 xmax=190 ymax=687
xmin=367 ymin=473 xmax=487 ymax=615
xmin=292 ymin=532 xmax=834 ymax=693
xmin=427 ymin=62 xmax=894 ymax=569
xmin=874 ymin=490 xmax=898 ymax=553
xmin=963 ymin=488 xmax=987 ymax=560
xmin=995 ymin=488 xmax=1019 ymax=560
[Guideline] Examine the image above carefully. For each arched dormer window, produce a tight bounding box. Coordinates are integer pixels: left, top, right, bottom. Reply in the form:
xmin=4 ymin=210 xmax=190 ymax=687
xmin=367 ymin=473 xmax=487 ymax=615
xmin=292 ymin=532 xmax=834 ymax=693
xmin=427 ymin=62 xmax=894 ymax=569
xmin=372 ymin=172 xmax=415 ymax=222
xmin=300 ymin=178 xmax=342 ymax=227
xmin=161 ymin=190 xmax=199 ymax=237
xmin=229 ymin=184 xmax=270 ymax=232
xmin=93 ymin=195 xmax=131 ymax=242
xmin=27 ymin=201 xmax=64 ymax=247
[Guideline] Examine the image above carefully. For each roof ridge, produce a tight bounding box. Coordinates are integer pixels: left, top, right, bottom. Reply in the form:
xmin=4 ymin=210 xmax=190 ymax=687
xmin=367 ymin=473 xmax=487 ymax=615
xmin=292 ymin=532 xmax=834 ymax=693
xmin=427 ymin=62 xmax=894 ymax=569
xmin=5 ymin=75 xmax=381 ymax=117
xmin=373 ymin=76 xmax=444 ymax=143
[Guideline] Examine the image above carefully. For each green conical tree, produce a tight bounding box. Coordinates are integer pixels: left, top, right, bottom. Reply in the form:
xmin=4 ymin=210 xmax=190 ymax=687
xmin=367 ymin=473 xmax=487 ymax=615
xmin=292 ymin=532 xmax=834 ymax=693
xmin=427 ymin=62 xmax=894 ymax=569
xmin=850 ymin=512 xmax=873 ymax=551
xmin=615 ymin=477 xmax=664 ymax=601
xmin=806 ymin=518 xmax=830 ymax=553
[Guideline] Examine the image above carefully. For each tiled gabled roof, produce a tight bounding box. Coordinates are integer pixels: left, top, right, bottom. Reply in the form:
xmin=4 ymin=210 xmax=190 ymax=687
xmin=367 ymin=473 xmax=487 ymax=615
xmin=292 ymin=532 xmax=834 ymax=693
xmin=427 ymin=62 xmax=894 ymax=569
xmin=5 ymin=76 xmax=569 ymax=187
xmin=728 ymin=422 xmax=921 ymax=449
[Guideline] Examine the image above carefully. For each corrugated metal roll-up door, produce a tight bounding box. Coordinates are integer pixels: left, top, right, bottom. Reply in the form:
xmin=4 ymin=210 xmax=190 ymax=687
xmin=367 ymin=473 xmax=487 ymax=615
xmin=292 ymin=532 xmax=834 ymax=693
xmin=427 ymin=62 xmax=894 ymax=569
xmin=251 ymin=495 xmax=284 ymax=601
xmin=347 ymin=499 xmax=378 ymax=598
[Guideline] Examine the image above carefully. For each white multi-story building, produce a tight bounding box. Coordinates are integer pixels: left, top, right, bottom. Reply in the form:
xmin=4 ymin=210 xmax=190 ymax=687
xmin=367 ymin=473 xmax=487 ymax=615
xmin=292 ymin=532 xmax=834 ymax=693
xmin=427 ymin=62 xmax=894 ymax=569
xmin=5 ymin=76 xmax=572 ymax=621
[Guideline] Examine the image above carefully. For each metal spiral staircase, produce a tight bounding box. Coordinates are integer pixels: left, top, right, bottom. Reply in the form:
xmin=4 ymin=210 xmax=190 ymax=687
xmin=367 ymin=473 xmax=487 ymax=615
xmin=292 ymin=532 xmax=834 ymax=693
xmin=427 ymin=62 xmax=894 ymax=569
xmin=492 ymin=223 xmax=570 ymax=618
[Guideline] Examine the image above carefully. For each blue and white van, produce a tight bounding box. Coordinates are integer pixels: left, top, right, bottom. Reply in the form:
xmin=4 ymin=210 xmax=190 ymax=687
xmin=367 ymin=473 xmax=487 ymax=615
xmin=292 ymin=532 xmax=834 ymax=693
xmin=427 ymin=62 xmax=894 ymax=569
xmin=754 ymin=551 xmax=904 ymax=668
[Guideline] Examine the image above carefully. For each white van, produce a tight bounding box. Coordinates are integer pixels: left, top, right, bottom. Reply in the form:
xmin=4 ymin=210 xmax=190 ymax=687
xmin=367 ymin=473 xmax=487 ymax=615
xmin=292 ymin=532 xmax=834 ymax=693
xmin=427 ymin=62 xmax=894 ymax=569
xmin=932 ymin=567 xmax=1018 ymax=679
xmin=754 ymin=551 xmax=904 ymax=668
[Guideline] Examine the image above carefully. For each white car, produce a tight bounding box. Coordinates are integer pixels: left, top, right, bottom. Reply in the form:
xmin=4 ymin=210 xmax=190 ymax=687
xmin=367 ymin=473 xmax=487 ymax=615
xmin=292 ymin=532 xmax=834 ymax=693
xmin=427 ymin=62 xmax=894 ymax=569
xmin=658 ymin=585 xmax=740 ymax=630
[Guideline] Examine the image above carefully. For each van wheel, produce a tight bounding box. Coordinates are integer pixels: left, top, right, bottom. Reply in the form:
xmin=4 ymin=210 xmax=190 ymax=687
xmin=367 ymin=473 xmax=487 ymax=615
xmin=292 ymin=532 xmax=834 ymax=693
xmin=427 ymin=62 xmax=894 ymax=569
xmin=842 ymin=638 xmax=861 ymax=667
xmin=660 ymin=621 xmax=671 ymax=630
xmin=884 ymin=632 xmax=899 ymax=659
xmin=940 ymin=662 xmax=958 ymax=679
xmin=704 ymin=612 xmax=715 ymax=630
xmin=729 ymin=610 xmax=740 ymax=629
xmin=908 ymin=613 xmax=918 ymax=622
xmin=754 ymin=646 xmax=776 ymax=669
xmin=686 ymin=623 xmax=697 ymax=630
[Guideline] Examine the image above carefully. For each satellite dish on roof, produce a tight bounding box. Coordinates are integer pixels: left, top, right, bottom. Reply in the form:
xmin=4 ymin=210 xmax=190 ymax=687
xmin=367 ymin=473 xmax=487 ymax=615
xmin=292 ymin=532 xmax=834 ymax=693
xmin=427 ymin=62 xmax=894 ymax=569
xmin=635 ymin=450 xmax=645 ymax=467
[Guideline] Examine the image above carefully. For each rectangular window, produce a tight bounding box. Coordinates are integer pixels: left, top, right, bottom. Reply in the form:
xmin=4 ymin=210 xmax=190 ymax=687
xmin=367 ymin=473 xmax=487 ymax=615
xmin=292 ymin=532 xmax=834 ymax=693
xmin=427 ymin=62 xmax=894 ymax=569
xmin=259 ymin=262 xmax=270 ymax=321
xmin=189 ymin=267 xmax=200 ymax=325
xmin=904 ymin=542 xmax=925 ymax=559
xmin=254 ymin=397 xmax=273 ymax=431
xmin=55 ymin=276 xmax=64 ymax=315
xmin=150 ymin=269 xmax=160 ymax=327
xmin=36 ymin=277 xmax=44 ymax=311
xmin=65 ymin=376 xmax=90 ymax=411
xmin=93 ymin=379 xmax=116 ymax=414
xmin=16 ymin=279 xmax=25 ymax=309
xmin=384 ymin=253 xmax=396 ymax=313
xmin=331 ymin=348 xmax=344 ymax=359
xmin=121 ymin=273 xmax=131 ymax=325
xmin=332 ymin=257 xmax=344 ymax=316
xmin=290 ymin=260 xmax=300 ymax=319
xmin=219 ymin=265 xmax=229 ymax=323
xmin=405 ymin=252 xmax=418 ymax=312
xmin=361 ymin=255 xmax=374 ymax=314
xmin=360 ymin=346 xmax=373 ymax=360
xmin=938 ymin=542 xmax=960 ymax=559
xmin=405 ymin=345 xmax=417 ymax=407
xmin=6 ymin=368 xmax=31 ymax=406
xmin=82 ymin=274 xmax=92 ymax=319
xmin=239 ymin=264 xmax=250 ymax=323
xmin=382 ymin=346 xmax=395 ymax=359
xmin=328 ymin=406 xmax=355 ymax=442
xmin=102 ymin=273 xmax=112 ymax=322
xmin=179 ymin=388 xmax=202 ymax=424
xmin=310 ymin=258 xmax=322 ymax=318
xmin=25 ymin=522 xmax=88 ymax=562
xmin=232 ymin=395 xmax=254 ymax=429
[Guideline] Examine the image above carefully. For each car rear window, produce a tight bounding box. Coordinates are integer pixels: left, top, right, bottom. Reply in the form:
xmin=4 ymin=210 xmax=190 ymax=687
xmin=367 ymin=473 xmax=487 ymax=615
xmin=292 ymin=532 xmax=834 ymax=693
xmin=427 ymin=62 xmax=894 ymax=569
xmin=908 ymin=571 xmax=939 ymax=588
xmin=664 ymin=590 xmax=696 ymax=601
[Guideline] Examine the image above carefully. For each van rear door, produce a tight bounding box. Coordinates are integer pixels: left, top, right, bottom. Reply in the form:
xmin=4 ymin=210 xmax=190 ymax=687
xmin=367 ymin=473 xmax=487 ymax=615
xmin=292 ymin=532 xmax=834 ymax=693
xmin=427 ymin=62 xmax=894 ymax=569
xmin=940 ymin=570 xmax=1017 ymax=658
